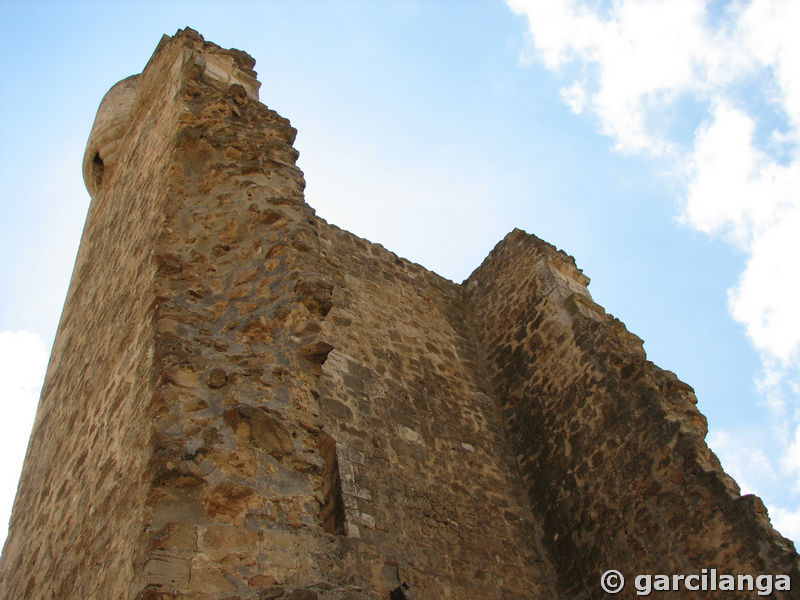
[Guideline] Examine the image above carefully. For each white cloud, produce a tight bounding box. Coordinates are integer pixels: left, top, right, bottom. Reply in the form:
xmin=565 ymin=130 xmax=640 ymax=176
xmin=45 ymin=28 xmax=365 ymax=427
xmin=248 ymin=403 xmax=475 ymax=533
xmin=779 ymin=418 xmax=800 ymax=491
xmin=684 ymin=104 xmax=800 ymax=371
xmin=739 ymin=0 xmax=800 ymax=133
xmin=507 ymin=0 xmax=760 ymax=154
xmin=507 ymin=0 xmax=800 ymax=506
xmin=767 ymin=504 xmax=800 ymax=544
xmin=707 ymin=429 xmax=777 ymax=496
xmin=684 ymin=105 xmax=779 ymax=244
xmin=0 ymin=330 xmax=48 ymax=547
xmin=709 ymin=428 xmax=800 ymax=543
xmin=560 ymin=82 xmax=587 ymax=114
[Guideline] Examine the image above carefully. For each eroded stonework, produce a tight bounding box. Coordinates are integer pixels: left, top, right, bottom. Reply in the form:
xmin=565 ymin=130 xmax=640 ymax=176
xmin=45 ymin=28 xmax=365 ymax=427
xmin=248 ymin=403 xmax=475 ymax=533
xmin=1 ymin=28 xmax=798 ymax=600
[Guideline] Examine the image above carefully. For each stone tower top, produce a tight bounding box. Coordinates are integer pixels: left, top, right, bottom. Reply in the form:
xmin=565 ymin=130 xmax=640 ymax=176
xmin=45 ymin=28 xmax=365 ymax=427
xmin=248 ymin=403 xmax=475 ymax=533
xmin=82 ymin=28 xmax=260 ymax=199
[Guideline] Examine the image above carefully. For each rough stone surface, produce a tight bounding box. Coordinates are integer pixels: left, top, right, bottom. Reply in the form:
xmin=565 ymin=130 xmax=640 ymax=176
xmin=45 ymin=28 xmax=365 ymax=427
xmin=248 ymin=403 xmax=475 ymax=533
xmin=464 ymin=231 xmax=800 ymax=598
xmin=1 ymin=27 xmax=798 ymax=600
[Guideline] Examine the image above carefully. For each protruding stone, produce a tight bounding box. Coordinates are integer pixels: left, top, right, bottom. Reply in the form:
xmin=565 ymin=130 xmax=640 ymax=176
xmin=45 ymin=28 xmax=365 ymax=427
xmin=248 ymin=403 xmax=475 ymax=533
xmin=223 ymin=405 xmax=293 ymax=458
xmin=299 ymin=339 xmax=334 ymax=365
xmin=207 ymin=368 xmax=227 ymax=388
xmin=286 ymin=590 xmax=318 ymax=600
xmin=294 ymin=275 xmax=334 ymax=317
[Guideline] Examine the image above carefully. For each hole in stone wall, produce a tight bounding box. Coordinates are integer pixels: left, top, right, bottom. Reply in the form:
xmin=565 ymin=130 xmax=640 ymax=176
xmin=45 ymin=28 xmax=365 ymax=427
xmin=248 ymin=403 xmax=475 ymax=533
xmin=318 ymin=432 xmax=346 ymax=535
xmin=300 ymin=340 xmax=334 ymax=366
xmin=389 ymin=582 xmax=414 ymax=600
xmin=91 ymin=151 xmax=105 ymax=188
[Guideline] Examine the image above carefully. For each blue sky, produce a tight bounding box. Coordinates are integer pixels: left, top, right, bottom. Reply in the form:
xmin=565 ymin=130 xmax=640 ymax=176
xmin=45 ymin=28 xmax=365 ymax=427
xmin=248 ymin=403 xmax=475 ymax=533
xmin=1 ymin=0 xmax=799 ymax=549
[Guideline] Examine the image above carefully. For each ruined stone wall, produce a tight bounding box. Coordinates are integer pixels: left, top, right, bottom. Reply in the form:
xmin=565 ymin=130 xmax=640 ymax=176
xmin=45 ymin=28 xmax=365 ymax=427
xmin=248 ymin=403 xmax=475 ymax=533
xmin=116 ymin=28 xmax=559 ymax=599
xmin=1 ymin=29 xmax=344 ymax=600
xmin=123 ymin=30 xmax=351 ymax=600
xmin=314 ymin=222 xmax=556 ymax=598
xmin=464 ymin=229 xmax=800 ymax=598
xmin=2 ymin=27 xmax=798 ymax=600
xmin=0 ymin=29 xmax=196 ymax=600
xmin=0 ymin=28 xmax=559 ymax=600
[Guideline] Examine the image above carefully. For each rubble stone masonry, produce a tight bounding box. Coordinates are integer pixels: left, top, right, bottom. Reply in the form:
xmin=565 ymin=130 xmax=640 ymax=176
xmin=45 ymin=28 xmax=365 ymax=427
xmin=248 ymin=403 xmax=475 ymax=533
xmin=1 ymin=28 xmax=798 ymax=600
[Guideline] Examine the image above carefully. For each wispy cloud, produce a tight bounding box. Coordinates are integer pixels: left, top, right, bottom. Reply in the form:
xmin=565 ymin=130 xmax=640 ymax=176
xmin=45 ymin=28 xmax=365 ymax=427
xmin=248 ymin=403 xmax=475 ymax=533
xmin=767 ymin=504 xmax=800 ymax=544
xmin=707 ymin=430 xmax=777 ymax=496
xmin=506 ymin=0 xmax=800 ymax=535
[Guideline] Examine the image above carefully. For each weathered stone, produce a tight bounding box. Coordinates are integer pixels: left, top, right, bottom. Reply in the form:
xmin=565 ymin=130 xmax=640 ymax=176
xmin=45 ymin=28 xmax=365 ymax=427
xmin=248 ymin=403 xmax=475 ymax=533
xmin=286 ymin=591 xmax=318 ymax=600
xmin=299 ymin=339 xmax=334 ymax=366
xmin=294 ymin=275 xmax=334 ymax=317
xmin=141 ymin=551 xmax=190 ymax=589
xmin=1 ymin=26 xmax=798 ymax=600
xmin=207 ymin=367 xmax=228 ymax=388
xmin=223 ymin=404 xmax=293 ymax=458
xmin=255 ymin=587 xmax=285 ymax=600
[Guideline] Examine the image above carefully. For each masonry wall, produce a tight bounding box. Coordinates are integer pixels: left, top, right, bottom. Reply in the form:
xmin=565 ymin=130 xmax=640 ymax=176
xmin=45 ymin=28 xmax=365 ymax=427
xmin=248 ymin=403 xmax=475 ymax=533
xmin=1 ymin=29 xmax=559 ymax=600
xmin=1 ymin=27 xmax=798 ymax=600
xmin=125 ymin=28 xmax=560 ymax=598
xmin=464 ymin=230 xmax=800 ymax=598
xmin=0 ymin=29 xmax=343 ymax=600
xmin=0 ymin=30 xmax=193 ymax=600
xmin=314 ymin=222 xmax=556 ymax=598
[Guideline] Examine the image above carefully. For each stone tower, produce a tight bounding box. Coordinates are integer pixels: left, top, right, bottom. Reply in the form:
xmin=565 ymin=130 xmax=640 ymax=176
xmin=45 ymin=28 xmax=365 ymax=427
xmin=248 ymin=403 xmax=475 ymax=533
xmin=1 ymin=28 xmax=798 ymax=600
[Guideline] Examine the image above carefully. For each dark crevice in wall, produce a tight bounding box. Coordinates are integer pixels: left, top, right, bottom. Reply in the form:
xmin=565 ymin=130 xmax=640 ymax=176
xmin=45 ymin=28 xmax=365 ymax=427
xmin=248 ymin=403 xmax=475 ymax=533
xmin=318 ymin=432 xmax=346 ymax=535
xmin=300 ymin=340 xmax=334 ymax=366
xmin=91 ymin=151 xmax=105 ymax=188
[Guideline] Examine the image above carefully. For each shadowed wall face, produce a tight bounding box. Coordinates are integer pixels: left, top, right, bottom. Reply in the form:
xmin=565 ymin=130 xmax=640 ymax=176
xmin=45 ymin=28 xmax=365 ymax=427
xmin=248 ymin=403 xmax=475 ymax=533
xmin=464 ymin=230 xmax=800 ymax=597
xmin=1 ymin=27 xmax=797 ymax=600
